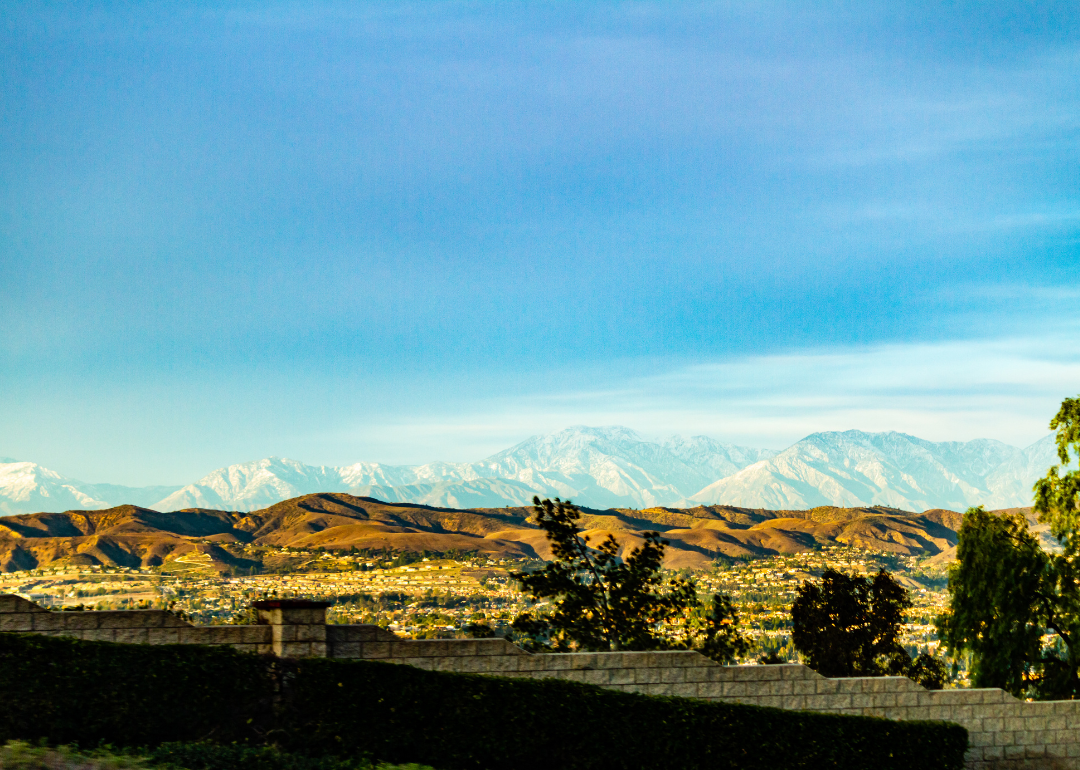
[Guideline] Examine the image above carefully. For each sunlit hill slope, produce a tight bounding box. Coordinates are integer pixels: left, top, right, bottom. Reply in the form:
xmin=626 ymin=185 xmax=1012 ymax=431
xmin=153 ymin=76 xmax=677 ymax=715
xmin=0 ymin=492 xmax=975 ymax=573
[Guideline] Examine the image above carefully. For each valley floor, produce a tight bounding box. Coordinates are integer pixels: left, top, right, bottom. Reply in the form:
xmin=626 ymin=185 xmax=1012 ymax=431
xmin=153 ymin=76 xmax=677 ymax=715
xmin=0 ymin=545 xmax=950 ymax=664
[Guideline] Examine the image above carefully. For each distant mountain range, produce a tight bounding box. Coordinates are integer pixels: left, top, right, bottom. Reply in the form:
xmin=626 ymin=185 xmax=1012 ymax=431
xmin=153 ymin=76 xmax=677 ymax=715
xmin=0 ymin=426 xmax=1063 ymax=517
xmin=691 ymin=431 xmax=1060 ymax=512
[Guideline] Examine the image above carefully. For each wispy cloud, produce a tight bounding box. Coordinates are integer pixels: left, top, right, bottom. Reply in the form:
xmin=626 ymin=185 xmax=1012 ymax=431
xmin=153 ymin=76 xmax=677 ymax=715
xmin=3 ymin=3 xmax=1078 ymax=483
xmin=363 ymin=328 xmax=1080 ymax=458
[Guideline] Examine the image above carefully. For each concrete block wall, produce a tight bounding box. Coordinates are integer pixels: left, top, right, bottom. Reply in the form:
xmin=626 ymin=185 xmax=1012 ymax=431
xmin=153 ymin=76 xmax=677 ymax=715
xmin=3 ymin=593 xmax=1077 ymax=769
xmin=0 ymin=593 xmax=272 ymax=654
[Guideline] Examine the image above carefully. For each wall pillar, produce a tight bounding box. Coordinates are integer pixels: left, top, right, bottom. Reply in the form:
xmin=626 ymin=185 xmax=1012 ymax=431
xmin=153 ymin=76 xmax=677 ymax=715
xmin=253 ymin=599 xmax=330 ymax=658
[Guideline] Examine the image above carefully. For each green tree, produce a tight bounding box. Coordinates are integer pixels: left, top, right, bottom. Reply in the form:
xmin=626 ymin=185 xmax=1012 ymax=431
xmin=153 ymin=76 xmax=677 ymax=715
xmin=511 ymin=497 xmax=750 ymax=662
xmin=791 ymin=568 xmax=910 ymax=677
xmin=937 ymin=395 xmax=1080 ymax=699
xmin=670 ymin=592 xmax=753 ymax=664
xmin=907 ymin=652 xmax=951 ymax=690
xmin=462 ymin=622 xmax=495 ymax=639
xmin=791 ymin=568 xmax=947 ymax=687
xmin=1035 ymin=396 xmax=1080 ymax=548
xmin=936 ymin=507 xmax=1049 ymax=696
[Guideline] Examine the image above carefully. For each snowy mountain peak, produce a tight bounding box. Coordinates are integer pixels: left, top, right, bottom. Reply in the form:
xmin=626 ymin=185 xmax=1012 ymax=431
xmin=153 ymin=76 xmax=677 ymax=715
xmin=0 ymin=460 xmax=177 ymax=515
xmin=1 ymin=428 xmax=1065 ymax=516
xmin=691 ymin=431 xmax=1058 ymax=512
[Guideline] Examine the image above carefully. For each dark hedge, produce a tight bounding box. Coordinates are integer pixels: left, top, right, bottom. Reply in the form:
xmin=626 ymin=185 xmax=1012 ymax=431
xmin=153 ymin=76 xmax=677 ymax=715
xmin=0 ymin=633 xmax=967 ymax=770
xmin=0 ymin=632 xmax=274 ymax=747
xmin=279 ymin=657 xmax=967 ymax=770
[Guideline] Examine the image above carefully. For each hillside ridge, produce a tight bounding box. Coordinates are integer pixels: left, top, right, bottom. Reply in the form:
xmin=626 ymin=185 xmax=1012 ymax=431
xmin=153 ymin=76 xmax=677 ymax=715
xmin=0 ymin=492 xmax=998 ymax=573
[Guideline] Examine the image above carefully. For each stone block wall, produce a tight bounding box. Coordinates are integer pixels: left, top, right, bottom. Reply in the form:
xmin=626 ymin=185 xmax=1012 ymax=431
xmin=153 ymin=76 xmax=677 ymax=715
xmin=2 ymin=593 xmax=1076 ymax=769
xmin=0 ymin=594 xmax=272 ymax=654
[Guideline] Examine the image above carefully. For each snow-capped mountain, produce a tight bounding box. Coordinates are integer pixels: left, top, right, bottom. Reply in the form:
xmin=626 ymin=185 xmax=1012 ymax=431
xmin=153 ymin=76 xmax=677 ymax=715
xmin=690 ymin=431 xmax=1063 ymax=511
xmin=350 ymin=479 xmax=555 ymax=509
xmin=0 ymin=461 xmax=108 ymax=515
xmin=475 ymin=428 xmax=776 ymax=502
xmin=152 ymin=457 xmax=347 ymax=511
xmin=153 ymin=427 xmax=776 ymax=512
xmin=984 ymin=434 xmax=1061 ymax=508
xmin=0 ymin=427 xmax=1067 ymax=516
xmin=0 ymin=460 xmax=180 ymax=516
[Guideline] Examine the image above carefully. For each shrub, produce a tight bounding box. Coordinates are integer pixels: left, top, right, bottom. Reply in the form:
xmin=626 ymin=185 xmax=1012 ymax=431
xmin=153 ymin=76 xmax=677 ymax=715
xmin=0 ymin=740 xmax=152 ymax=770
xmin=279 ymin=657 xmax=967 ymax=770
xmin=0 ymin=634 xmax=273 ymax=747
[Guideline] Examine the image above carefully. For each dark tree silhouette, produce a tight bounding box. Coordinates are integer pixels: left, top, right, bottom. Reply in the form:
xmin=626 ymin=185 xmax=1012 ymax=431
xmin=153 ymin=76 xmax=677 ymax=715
xmin=511 ymin=497 xmax=749 ymax=662
xmin=791 ymin=568 xmax=910 ymax=677
xmin=792 ymin=567 xmax=947 ymax=688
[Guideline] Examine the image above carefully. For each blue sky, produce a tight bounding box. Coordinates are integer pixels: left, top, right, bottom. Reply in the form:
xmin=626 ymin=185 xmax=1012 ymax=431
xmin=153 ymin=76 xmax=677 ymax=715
xmin=2 ymin=2 xmax=1079 ymax=485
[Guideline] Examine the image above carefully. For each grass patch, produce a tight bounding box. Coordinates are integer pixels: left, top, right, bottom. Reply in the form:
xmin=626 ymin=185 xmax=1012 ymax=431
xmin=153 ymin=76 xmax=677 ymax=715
xmin=0 ymin=742 xmax=434 ymax=770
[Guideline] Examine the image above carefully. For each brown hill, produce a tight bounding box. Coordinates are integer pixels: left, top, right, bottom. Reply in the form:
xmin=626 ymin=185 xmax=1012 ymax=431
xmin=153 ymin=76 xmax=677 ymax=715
xmin=921 ymin=506 xmax=1053 ymax=568
xmin=0 ymin=493 xmax=983 ymax=573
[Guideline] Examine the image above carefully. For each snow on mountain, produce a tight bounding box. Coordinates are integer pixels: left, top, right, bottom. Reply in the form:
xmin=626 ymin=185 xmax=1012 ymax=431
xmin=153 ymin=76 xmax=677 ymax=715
xmin=2 ymin=427 xmax=1067 ymax=516
xmin=148 ymin=427 xmax=775 ymax=512
xmin=661 ymin=435 xmax=778 ymax=482
xmin=0 ymin=461 xmax=180 ymax=516
xmin=465 ymin=426 xmax=751 ymax=507
xmin=336 ymin=460 xmax=477 ymax=488
xmin=351 ymin=478 xmax=554 ymax=509
xmin=0 ymin=461 xmax=108 ymax=515
xmin=153 ymin=457 xmax=350 ymax=511
xmin=689 ymin=430 xmax=1060 ymax=512
xmin=983 ymin=434 xmax=1064 ymax=508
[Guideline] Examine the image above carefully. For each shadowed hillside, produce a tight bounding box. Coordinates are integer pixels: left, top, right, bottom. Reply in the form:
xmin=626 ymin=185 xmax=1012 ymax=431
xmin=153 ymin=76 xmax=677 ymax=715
xmin=0 ymin=493 xmax=988 ymax=572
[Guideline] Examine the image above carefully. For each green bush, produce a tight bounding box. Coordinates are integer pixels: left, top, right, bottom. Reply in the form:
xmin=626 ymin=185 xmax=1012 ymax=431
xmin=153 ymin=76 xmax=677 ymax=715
xmin=279 ymin=657 xmax=967 ymax=770
xmin=0 ymin=633 xmax=967 ymax=770
xmin=0 ymin=634 xmax=273 ymax=747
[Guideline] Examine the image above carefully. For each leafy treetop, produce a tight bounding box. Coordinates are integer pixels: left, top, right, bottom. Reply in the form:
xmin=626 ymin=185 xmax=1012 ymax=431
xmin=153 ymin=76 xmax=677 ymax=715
xmin=1035 ymin=395 xmax=1080 ymax=548
xmin=938 ymin=394 xmax=1080 ymax=699
xmin=511 ymin=497 xmax=750 ymax=662
xmin=937 ymin=507 xmax=1051 ymax=696
xmin=792 ymin=568 xmax=947 ymax=689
